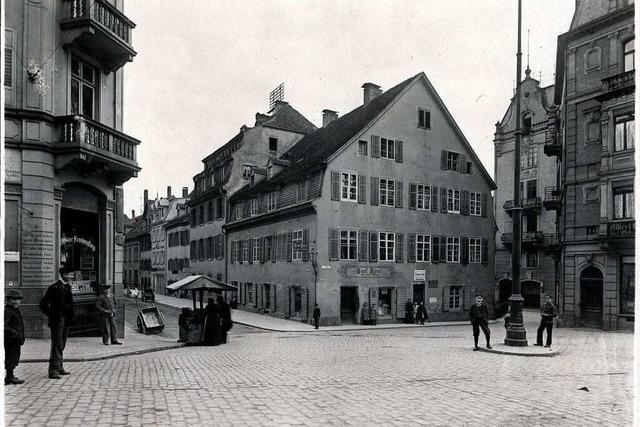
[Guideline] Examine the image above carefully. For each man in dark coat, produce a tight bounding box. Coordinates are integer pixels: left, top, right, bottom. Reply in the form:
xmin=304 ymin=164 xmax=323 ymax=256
xmin=415 ymin=301 xmax=429 ymax=325
xmin=470 ymin=295 xmax=492 ymax=351
xmin=5 ymin=289 xmax=26 ymax=385
xmin=405 ymin=299 xmax=414 ymax=324
xmin=39 ymin=266 xmax=74 ymax=379
xmin=217 ymin=295 xmax=232 ymax=344
xmin=96 ymin=284 xmax=122 ymax=346
xmin=202 ymin=297 xmax=221 ymax=346
xmin=535 ymin=295 xmax=558 ymax=347
xmin=312 ymin=303 xmax=321 ymax=329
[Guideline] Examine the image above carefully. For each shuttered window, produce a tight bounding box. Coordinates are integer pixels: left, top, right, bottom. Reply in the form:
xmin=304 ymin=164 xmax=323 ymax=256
xmin=380 ymin=137 xmax=395 ymax=160
xmin=292 ymin=230 xmax=303 ymax=261
xmin=469 ymin=237 xmax=481 ymax=263
xmin=341 ymin=172 xmax=358 ymax=201
xmin=446 ymin=237 xmax=460 ymax=263
xmin=340 ymin=230 xmax=358 ymax=260
xmin=379 ymin=232 xmax=395 ymax=261
xmin=379 ymin=178 xmax=395 ymax=207
xmin=416 ymin=235 xmax=431 ymax=262
xmin=4 ymin=41 xmax=12 ymax=88
xmin=470 ymin=192 xmax=482 ymax=216
xmin=358 ymin=231 xmax=368 ymax=262
xmin=329 ymin=228 xmax=339 ymax=261
xmin=447 ymin=189 xmax=461 ymax=214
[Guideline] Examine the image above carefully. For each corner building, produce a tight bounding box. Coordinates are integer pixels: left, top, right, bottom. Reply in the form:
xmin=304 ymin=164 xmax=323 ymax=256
xmin=4 ymin=0 xmax=139 ymax=337
xmin=227 ymin=73 xmax=497 ymax=325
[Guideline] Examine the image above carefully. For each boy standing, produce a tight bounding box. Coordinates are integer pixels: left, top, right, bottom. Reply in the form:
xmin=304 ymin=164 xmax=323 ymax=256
xmin=535 ymin=295 xmax=558 ymax=348
xmin=470 ymin=295 xmax=492 ymax=351
xmin=312 ymin=303 xmax=321 ymax=329
xmin=96 ymin=284 xmax=122 ymax=346
xmin=5 ymin=290 xmax=25 ymax=385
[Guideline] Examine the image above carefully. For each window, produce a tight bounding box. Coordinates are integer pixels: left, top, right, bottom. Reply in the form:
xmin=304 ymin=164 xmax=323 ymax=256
xmin=253 ymin=238 xmax=260 ymax=262
xmin=614 ymin=115 xmax=634 ymax=151
xmin=521 ymin=179 xmax=538 ymax=199
xmin=198 ymin=239 xmax=205 ymax=261
xmin=447 ymin=189 xmax=461 ymax=214
xmin=251 ymin=199 xmax=258 ymax=216
xmin=624 ymin=39 xmax=634 ymax=72
xmin=525 ymin=213 xmax=538 ymax=232
xmin=199 ymin=205 xmax=205 ymax=225
xmin=242 ymin=240 xmax=249 ymax=262
xmin=379 ymin=178 xmax=396 ymax=207
xmin=620 ymin=262 xmax=634 ymax=314
xmin=520 ymin=144 xmax=538 ymax=168
xmin=265 ymin=236 xmax=274 ymax=261
xmin=614 ymin=188 xmax=634 ymax=219
xmin=524 ymin=249 xmax=539 ymax=268
xmin=446 ymin=237 xmax=460 ymax=263
xmin=269 ymin=137 xmax=278 ymax=152
xmin=358 ymin=140 xmax=368 ymax=155
xmin=522 ymin=114 xmax=532 ymax=135
xmin=235 ymin=203 xmax=243 ymax=220
xmin=4 ymin=30 xmax=13 ymax=88
xmin=267 ymin=193 xmax=277 ymax=211
xmin=71 ymin=57 xmax=97 ymax=119
xmin=449 ymin=287 xmax=462 ymax=310
xmin=247 ymin=283 xmax=253 ymax=306
xmin=416 ymin=235 xmax=431 ymax=262
xmin=418 ymin=108 xmax=431 ymax=129
xmin=380 ymin=137 xmax=396 ymax=160
xmin=379 ymin=232 xmax=395 ymax=261
xmin=207 ymin=201 xmax=213 ymax=222
xmin=470 ymin=192 xmax=482 ymax=216
xmin=416 ymin=185 xmax=431 ymax=210
xmin=293 ymin=287 xmax=302 ymax=313
xmin=585 ymin=47 xmax=601 ymax=70
xmin=469 ymin=238 xmax=481 ymax=263
xmin=341 ymin=172 xmax=358 ymax=201
xmin=216 ymin=197 xmax=224 ymax=220
xmin=447 ymin=152 xmax=459 ymax=171
xmin=466 ymin=162 xmax=473 ymax=174
xmin=340 ymin=230 xmax=358 ymax=260
xmin=292 ymin=230 xmax=303 ymax=261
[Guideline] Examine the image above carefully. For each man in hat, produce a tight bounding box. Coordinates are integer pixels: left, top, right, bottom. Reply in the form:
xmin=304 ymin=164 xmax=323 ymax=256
xmin=535 ymin=295 xmax=558 ymax=348
xmin=40 ymin=266 xmax=75 ymax=379
xmin=470 ymin=295 xmax=492 ymax=351
xmin=96 ymin=284 xmax=122 ymax=346
xmin=5 ymin=289 xmax=26 ymax=385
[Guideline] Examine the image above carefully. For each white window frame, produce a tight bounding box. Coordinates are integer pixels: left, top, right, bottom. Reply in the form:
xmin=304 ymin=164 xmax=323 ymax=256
xmin=416 ymin=184 xmax=431 ymax=210
xmin=379 ymin=232 xmax=395 ymax=262
xmin=292 ymin=230 xmax=303 ymax=261
xmin=447 ymin=189 xmax=461 ymax=214
xmin=250 ymin=199 xmax=258 ymax=216
xmin=446 ymin=237 xmax=460 ymax=263
xmin=614 ymin=115 xmax=634 ymax=152
xmin=242 ymin=241 xmax=249 ymax=262
xmin=70 ymin=56 xmax=97 ymax=119
xmin=416 ymin=234 xmax=431 ymax=262
xmin=614 ymin=189 xmax=634 ymax=219
xmin=253 ymin=237 xmax=260 ymax=262
xmin=267 ymin=193 xmax=277 ymax=212
xmin=380 ymin=137 xmax=396 ymax=160
xmin=235 ymin=203 xmax=243 ymax=220
xmin=341 ymin=172 xmax=358 ymax=202
xmin=446 ymin=152 xmax=460 ymax=171
xmin=449 ymin=286 xmax=462 ymax=310
xmin=339 ymin=229 xmax=358 ymax=261
xmin=469 ymin=237 xmax=482 ymax=263
xmin=470 ymin=192 xmax=482 ymax=216
xmin=379 ymin=178 xmax=396 ymax=207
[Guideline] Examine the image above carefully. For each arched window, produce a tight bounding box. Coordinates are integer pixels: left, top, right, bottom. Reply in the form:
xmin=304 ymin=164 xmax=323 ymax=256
xmin=624 ymin=39 xmax=634 ymax=72
xmin=522 ymin=113 xmax=532 ymax=135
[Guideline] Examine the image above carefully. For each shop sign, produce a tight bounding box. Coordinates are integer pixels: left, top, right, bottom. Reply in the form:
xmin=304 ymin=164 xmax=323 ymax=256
xmin=345 ymin=266 xmax=391 ymax=278
xmin=5 ymin=251 xmax=20 ymax=262
xmin=5 ymin=149 xmax=21 ymax=183
xmin=413 ymin=270 xmax=426 ymax=282
xmin=608 ymin=220 xmax=635 ymax=238
xmin=429 ymin=297 xmax=438 ymax=304
xmin=428 ymin=280 xmax=438 ymax=288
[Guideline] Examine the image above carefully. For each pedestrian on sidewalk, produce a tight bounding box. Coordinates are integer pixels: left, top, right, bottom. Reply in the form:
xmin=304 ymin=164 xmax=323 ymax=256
xmin=470 ymin=295 xmax=491 ymax=351
xmin=370 ymin=304 xmax=378 ymax=326
xmin=361 ymin=302 xmax=370 ymax=325
xmin=535 ymin=295 xmax=558 ymax=348
xmin=415 ymin=301 xmax=429 ymax=325
xmin=5 ymin=289 xmax=26 ymax=385
xmin=39 ymin=266 xmax=74 ymax=379
xmin=312 ymin=303 xmax=321 ymax=329
xmin=405 ymin=299 xmax=414 ymax=324
xmin=217 ymin=295 xmax=232 ymax=344
xmin=96 ymin=284 xmax=122 ymax=346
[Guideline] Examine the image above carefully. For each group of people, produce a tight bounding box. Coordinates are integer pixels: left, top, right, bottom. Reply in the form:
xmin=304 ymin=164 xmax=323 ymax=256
xmin=360 ymin=302 xmax=379 ymax=326
xmin=404 ymin=299 xmax=429 ymax=325
xmin=200 ymin=295 xmax=233 ymax=346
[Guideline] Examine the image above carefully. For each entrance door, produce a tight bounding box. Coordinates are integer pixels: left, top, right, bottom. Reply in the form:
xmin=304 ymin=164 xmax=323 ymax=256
xmin=580 ymin=266 xmax=603 ymax=328
xmin=496 ymin=279 xmax=512 ymax=318
xmin=521 ymin=281 xmax=540 ymax=308
xmin=340 ymin=287 xmax=358 ymax=324
xmin=413 ymin=284 xmax=425 ymax=304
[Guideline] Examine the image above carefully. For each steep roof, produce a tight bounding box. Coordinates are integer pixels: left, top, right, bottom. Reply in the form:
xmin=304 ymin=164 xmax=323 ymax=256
xmin=262 ymin=102 xmax=317 ymax=135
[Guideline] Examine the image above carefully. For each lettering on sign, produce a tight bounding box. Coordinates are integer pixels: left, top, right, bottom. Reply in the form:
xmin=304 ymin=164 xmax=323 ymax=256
xmin=429 ymin=297 xmax=438 ymax=304
xmin=345 ymin=266 xmax=391 ymax=278
xmin=5 ymin=148 xmax=22 ymax=183
xmin=413 ymin=270 xmax=426 ymax=282
xmin=22 ymin=230 xmax=55 ymax=283
xmin=5 ymin=251 xmax=20 ymax=262
xmin=428 ymin=280 xmax=438 ymax=289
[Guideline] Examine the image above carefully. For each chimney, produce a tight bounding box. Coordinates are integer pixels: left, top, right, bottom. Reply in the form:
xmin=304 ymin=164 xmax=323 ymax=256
xmin=131 ymin=210 xmax=135 ymax=218
xmin=255 ymin=113 xmax=269 ymax=125
xmin=362 ymin=82 xmax=382 ymax=105
xmin=322 ymin=109 xmax=338 ymax=127
xmin=167 ymin=186 xmax=172 ymax=198
xmin=182 ymin=187 xmax=188 ymax=198
xmin=143 ymin=189 xmax=148 ymax=202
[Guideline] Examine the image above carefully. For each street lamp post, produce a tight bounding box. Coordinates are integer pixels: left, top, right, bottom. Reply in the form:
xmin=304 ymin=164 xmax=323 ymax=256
xmin=505 ymin=0 xmax=528 ymax=346
xmin=309 ymin=242 xmax=318 ymax=305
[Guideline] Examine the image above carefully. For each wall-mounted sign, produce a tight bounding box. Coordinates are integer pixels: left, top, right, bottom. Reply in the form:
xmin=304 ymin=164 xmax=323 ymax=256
xmin=413 ymin=270 xmax=426 ymax=282
xmin=321 ymin=265 xmax=331 ymax=270
xmin=5 ymin=149 xmax=21 ymax=183
xmin=5 ymin=251 xmax=20 ymax=262
xmin=345 ymin=266 xmax=392 ymax=278
xmin=429 ymin=297 xmax=438 ymax=304
xmin=428 ymin=280 xmax=438 ymax=289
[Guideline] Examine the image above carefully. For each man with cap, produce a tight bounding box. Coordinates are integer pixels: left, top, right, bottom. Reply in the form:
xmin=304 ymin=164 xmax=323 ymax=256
xmin=5 ymin=289 xmax=26 ymax=385
xmin=96 ymin=284 xmax=122 ymax=346
xmin=40 ymin=266 xmax=74 ymax=379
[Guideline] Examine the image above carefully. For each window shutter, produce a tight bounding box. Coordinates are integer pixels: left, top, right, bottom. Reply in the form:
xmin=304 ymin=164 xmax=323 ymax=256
xmin=329 ymin=228 xmax=339 ymax=261
xmin=481 ymin=193 xmax=488 ymax=217
xmin=395 ymin=140 xmax=403 ymax=163
xmin=286 ymin=232 xmax=292 ymax=262
xmin=409 ymin=183 xmax=417 ymax=209
xmin=283 ymin=285 xmax=291 ymax=317
xmin=431 ymin=186 xmax=438 ymax=212
xmin=371 ymin=135 xmax=380 ymax=158
xmin=463 ymin=286 xmax=472 ymax=311
xmin=462 ymin=190 xmax=469 ymax=216
xmin=270 ymin=285 xmax=276 ymax=312
xmin=331 ymin=171 xmax=340 ymax=201
xmin=441 ymin=150 xmax=447 ymax=169
xmin=459 ymin=154 xmax=467 ymax=173
xmin=369 ymin=232 xmax=378 ymax=262
xmin=407 ymin=234 xmax=416 ymax=263
xmin=358 ymin=175 xmax=367 ymax=204
xmin=238 ymin=240 xmax=243 ymax=264
xmin=248 ymin=238 xmax=254 ymax=264
xmin=482 ymin=238 xmax=489 ymax=265
xmin=370 ymin=177 xmax=379 ymax=206
xmin=243 ymin=200 xmax=250 ymax=217
xmin=260 ymin=237 xmax=267 ymax=263
xmin=440 ymin=236 xmax=447 ymax=263
xmin=432 ymin=236 xmax=440 ymax=263
xmin=302 ymin=287 xmax=309 ymax=319
xmin=358 ymin=231 xmax=369 ymax=262
xmin=396 ymin=287 xmax=406 ymax=319
xmin=461 ymin=237 xmax=469 ymax=265
xmin=442 ymin=286 xmax=450 ymax=312
xmin=271 ymin=235 xmax=277 ymax=263
xmin=440 ymin=187 xmax=448 ymax=213
xmin=302 ymin=229 xmax=309 ymax=261
xmin=395 ymin=233 xmax=404 ymax=262
xmin=395 ymin=181 xmax=403 ymax=208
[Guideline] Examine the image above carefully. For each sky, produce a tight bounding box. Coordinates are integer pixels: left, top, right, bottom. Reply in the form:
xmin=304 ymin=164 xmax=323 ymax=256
xmin=121 ymin=0 xmax=575 ymax=216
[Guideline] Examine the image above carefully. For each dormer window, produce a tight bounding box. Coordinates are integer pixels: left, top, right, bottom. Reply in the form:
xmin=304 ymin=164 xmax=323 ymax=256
xmin=269 ymin=137 xmax=278 ymax=152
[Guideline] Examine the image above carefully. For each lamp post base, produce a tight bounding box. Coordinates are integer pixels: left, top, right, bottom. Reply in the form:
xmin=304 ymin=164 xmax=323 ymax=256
xmin=504 ymin=294 xmax=528 ymax=347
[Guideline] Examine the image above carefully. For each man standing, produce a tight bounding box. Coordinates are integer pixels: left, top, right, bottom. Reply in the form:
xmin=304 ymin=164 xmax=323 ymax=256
xmin=39 ymin=266 xmax=74 ymax=379
xmin=216 ymin=295 xmax=232 ymax=344
xmin=5 ymin=289 xmax=26 ymax=385
xmin=470 ymin=295 xmax=492 ymax=351
xmin=404 ymin=299 xmax=414 ymax=324
xmin=535 ymin=295 xmax=558 ymax=348
xmin=312 ymin=303 xmax=321 ymax=329
xmin=96 ymin=284 xmax=122 ymax=346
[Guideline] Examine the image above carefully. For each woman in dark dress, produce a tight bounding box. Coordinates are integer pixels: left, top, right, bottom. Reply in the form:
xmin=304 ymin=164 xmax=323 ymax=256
xmin=202 ymin=298 xmax=222 ymax=346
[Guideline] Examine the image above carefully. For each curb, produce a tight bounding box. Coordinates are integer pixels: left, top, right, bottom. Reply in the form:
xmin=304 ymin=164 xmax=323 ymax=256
xmin=20 ymin=343 xmax=185 ymax=364
xmin=477 ymin=346 xmax=560 ymax=357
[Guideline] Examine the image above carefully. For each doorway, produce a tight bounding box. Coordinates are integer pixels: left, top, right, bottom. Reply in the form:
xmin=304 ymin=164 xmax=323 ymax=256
xmin=496 ymin=279 xmax=512 ymax=318
xmin=580 ymin=266 xmax=603 ymax=328
xmin=340 ymin=287 xmax=358 ymax=324
xmin=413 ymin=284 xmax=425 ymax=305
xmin=521 ymin=280 xmax=541 ymax=308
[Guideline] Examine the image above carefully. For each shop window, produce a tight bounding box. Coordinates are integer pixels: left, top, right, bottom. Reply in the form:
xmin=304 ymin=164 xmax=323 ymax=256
xmin=614 ymin=115 xmax=634 ymax=151
xmin=4 ymin=199 xmax=20 ymax=287
xmin=624 ymin=39 xmax=634 ymax=72
xmin=614 ymin=188 xmax=634 ymax=219
xmin=620 ymin=263 xmax=635 ymax=314
xmin=449 ymin=287 xmax=462 ymax=310
xmin=377 ymin=288 xmax=393 ymax=316
xmin=339 ymin=230 xmax=357 ymax=260
xmin=71 ymin=57 xmax=97 ymax=119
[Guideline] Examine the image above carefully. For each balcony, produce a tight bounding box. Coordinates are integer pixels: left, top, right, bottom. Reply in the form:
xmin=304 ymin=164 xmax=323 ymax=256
xmin=55 ymin=115 xmax=140 ymax=184
xmin=598 ymin=70 xmax=635 ymax=100
xmin=60 ymin=0 xmax=136 ymax=72
xmin=543 ymin=187 xmax=562 ymax=211
xmin=501 ymin=231 xmax=545 ymax=247
xmin=544 ymin=128 xmax=561 ymax=158
xmin=503 ymin=197 xmax=543 ymax=216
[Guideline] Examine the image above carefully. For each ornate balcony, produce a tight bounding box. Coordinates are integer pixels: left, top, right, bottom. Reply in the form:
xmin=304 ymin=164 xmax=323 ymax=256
xmin=599 ymin=70 xmax=635 ymax=100
xmin=55 ymin=115 xmax=140 ymax=184
xmin=503 ymin=197 xmax=543 ymax=216
xmin=60 ymin=0 xmax=136 ymax=72
xmin=543 ymin=187 xmax=562 ymax=211
xmin=501 ymin=231 xmax=545 ymax=247
xmin=544 ymin=128 xmax=561 ymax=158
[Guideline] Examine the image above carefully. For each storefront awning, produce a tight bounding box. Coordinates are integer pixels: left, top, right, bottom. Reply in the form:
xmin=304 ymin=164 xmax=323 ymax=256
xmin=165 ymin=275 xmax=237 ymax=293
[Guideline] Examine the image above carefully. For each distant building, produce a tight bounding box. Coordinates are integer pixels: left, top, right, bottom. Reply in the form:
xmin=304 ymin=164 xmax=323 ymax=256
xmin=226 ymin=73 xmax=497 ymax=325
xmin=552 ymin=0 xmax=634 ymax=330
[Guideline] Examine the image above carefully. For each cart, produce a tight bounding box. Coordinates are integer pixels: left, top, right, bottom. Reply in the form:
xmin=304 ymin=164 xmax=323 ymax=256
xmin=134 ymin=298 xmax=165 ymax=335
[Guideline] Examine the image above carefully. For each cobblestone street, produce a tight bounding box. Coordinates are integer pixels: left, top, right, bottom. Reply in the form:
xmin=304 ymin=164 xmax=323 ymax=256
xmin=5 ymin=316 xmax=634 ymax=426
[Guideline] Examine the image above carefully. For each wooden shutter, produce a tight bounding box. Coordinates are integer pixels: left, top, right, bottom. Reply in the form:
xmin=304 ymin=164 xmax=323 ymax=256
xmin=248 ymin=238 xmax=254 ymax=264
xmin=371 ymin=135 xmax=380 ymax=158
xmin=358 ymin=175 xmax=367 ymax=204
xmin=481 ymin=193 xmax=488 ymax=217
xmin=441 ymin=150 xmax=447 ymax=169
xmin=331 ymin=171 xmax=340 ymax=200
xmin=302 ymin=287 xmax=309 ymax=319
xmin=431 ymin=186 xmax=438 ymax=212
xmin=442 ymin=286 xmax=450 ymax=312
xmin=440 ymin=236 xmax=447 ymax=263
xmin=459 ymin=154 xmax=467 ymax=173
xmin=238 ymin=240 xmax=243 ymax=264
xmin=482 ymin=238 xmax=489 ymax=265
xmin=286 ymin=232 xmax=293 ymax=262
xmin=463 ymin=286 xmax=472 ymax=311
xmin=395 ymin=140 xmax=403 ymax=163
xmin=358 ymin=231 xmax=368 ymax=262
xmin=396 ymin=287 xmax=406 ymax=319
xmin=409 ymin=184 xmax=417 ymax=209
xmin=461 ymin=237 xmax=469 ymax=265
xmin=283 ymin=286 xmax=291 ymax=317
xmin=271 ymin=235 xmax=277 ymax=263
xmin=260 ymin=237 xmax=266 ymax=263
xmin=302 ymin=229 xmax=309 ymax=261
xmin=395 ymin=181 xmax=403 ymax=208
xmin=329 ymin=228 xmax=339 ymax=261
xmin=407 ymin=234 xmax=416 ymax=263
xmin=258 ymin=284 xmax=263 ymax=310
xmin=395 ymin=233 xmax=404 ymax=262
xmin=441 ymin=187 xmax=448 ymax=213
xmin=432 ymin=236 xmax=440 ymax=263
xmin=243 ymin=200 xmax=250 ymax=217
xmin=369 ymin=232 xmax=378 ymax=262
xmin=270 ymin=285 xmax=276 ymax=312
xmin=370 ymin=177 xmax=379 ymax=206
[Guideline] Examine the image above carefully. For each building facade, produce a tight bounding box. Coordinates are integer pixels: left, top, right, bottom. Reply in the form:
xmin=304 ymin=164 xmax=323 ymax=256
xmin=4 ymin=0 xmax=138 ymax=337
xmin=552 ymin=0 xmax=634 ymax=330
xmin=493 ymin=69 xmax=561 ymax=317
xmin=226 ymin=73 xmax=497 ymax=326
